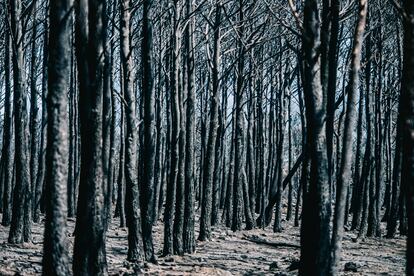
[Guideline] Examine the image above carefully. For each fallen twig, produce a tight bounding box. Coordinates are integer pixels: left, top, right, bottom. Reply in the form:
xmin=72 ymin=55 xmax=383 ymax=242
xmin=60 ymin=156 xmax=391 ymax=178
xmin=242 ymin=235 xmax=301 ymax=249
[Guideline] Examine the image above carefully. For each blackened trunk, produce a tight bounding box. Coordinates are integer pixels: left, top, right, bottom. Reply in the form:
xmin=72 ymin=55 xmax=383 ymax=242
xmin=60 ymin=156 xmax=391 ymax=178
xmin=120 ymin=0 xmax=144 ymax=261
xmin=9 ymin=0 xmax=32 ymax=244
xmin=33 ymin=16 xmax=49 ymax=224
xmin=163 ymin=0 xmax=180 ymax=254
xmin=329 ymin=0 xmax=367 ymax=273
xmin=140 ymin=0 xmax=156 ymax=262
xmin=73 ymin=0 xmax=108 ymax=273
xmin=199 ymin=0 xmax=221 ymax=241
xmin=299 ymin=0 xmax=331 ymax=274
xmin=42 ymin=0 xmax=72 ymax=273
xmin=30 ymin=2 xmax=40 ymax=217
xmin=183 ymin=0 xmax=196 ymax=254
xmin=1 ymin=13 xmax=13 ymax=227
xmin=400 ymin=1 xmax=414 ymax=273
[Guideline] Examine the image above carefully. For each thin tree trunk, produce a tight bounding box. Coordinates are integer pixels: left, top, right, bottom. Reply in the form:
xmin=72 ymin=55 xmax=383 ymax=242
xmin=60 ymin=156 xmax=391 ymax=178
xmin=115 ymin=98 xmax=126 ymax=227
xmin=387 ymin=28 xmax=403 ymax=237
xmin=102 ymin=0 xmax=113 ymax=232
xmin=30 ymin=2 xmax=40 ymax=216
xmin=140 ymin=0 xmax=156 ymax=262
xmin=120 ymin=0 xmax=144 ymax=261
xmin=183 ymin=0 xmax=196 ymax=254
xmin=199 ymin=0 xmax=222 ymax=241
xmin=329 ymin=1 xmax=367 ymax=273
xmin=33 ymin=14 xmax=49 ymax=224
xmin=286 ymin=90 xmax=293 ymax=221
xmin=163 ymin=0 xmax=180 ymax=255
xmin=1 ymin=8 xmax=13 ymax=227
xmin=9 ymin=0 xmax=32 ymax=244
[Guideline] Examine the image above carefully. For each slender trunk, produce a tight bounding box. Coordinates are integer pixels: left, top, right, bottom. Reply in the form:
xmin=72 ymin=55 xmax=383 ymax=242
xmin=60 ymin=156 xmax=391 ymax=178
xmin=68 ymin=19 xmax=76 ymax=218
xmin=199 ymin=0 xmax=222 ymax=240
xmin=329 ymin=1 xmax=367 ymax=273
xmin=387 ymin=29 xmax=403 ymax=238
xmin=350 ymin=71 xmax=365 ymax=229
xmin=326 ymin=0 xmax=340 ymax=201
xmin=163 ymin=0 xmax=180 ymax=254
xmin=183 ymin=0 xmax=196 ymax=254
xmin=33 ymin=15 xmax=49 ymax=224
xmin=30 ymin=2 xmax=40 ymax=216
xmin=102 ymin=0 xmax=113 ymax=232
xmin=232 ymin=0 xmax=253 ymax=231
xmin=120 ymin=0 xmax=144 ymax=261
xmin=115 ymin=99 xmax=126 ymax=227
xmin=1 ymin=8 xmax=13 ymax=227
xmin=9 ymin=0 xmax=32 ymax=244
xmin=358 ymin=32 xmax=373 ymax=239
xmin=286 ymin=91 xmax=293 ymax=221
xmin=140 ymin=0 xmax=156 ymax=262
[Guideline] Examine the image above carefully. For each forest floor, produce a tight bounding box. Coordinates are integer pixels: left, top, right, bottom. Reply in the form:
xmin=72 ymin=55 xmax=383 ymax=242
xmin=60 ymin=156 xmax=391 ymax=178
xmin=0 ymin=213 xmax=406 ymax=275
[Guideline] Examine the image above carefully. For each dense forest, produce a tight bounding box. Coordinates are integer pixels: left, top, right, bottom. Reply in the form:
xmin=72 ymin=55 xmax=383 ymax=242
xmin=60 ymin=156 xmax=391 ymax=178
xmin=0 ymin=0 xmax=413 ymax=275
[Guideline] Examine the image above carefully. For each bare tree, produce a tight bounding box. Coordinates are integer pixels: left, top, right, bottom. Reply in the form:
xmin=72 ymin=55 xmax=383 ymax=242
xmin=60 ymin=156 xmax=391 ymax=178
xmin=73 ymin=0 xmax=108 ymax=273
xmin=140 ymin=0 xmax=157 ymax=262
xmin=8 ymin=0 xmax=32 ymax=244
xmin=329 ymin=0 xmax=368 ymax=273
xmin=401 ymin=1 xmax=414 ymax=274
xmin=299 ymin=0 xmax=331 ymax=274
xmin=199 ymin=0 xmax=222 ymax=241
xmin=42 ymin=0 xmax=73 ymax=273
xmin=1 ymin=1 xmax=13 ymax=227
xmin=120 ymin=0 xmax=144 ymax=261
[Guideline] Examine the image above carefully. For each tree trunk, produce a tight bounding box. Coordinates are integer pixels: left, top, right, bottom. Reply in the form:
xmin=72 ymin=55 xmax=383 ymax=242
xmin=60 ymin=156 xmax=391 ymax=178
xmin=329 ymin=0 xmax=367 ymax=273
xmin=163 ymin=0 xmax=180 ymax=255
xmin=120 ymin=0 xmax=144 ymax=261
xmin=115 ymin=97 xmax=126 ymax=227
xmin=102 ymin=0 xmax=113 ymax=232
xmin=33 ymin=14 xmax=49 ymax=224
xmin=30 ymin=2 xmax=40 ymax=218
xmin=1 ymin=8 xmax=13 ymax=227
xmin=387 ymin=27 xmax=403 ymax=238
xmin=140 ymin=0 xmax=156 ymax=262
xmin=299 ymin=0 xmax=331 ymax=274
xmin=199 ymin=0 xmax=221 ymax=241
xmin=400 ymin=1 xmax=414 ymax=273
xmin=73 ymin=0 xmax=108 ymax=273
xmin=9 ymin=0 xmax=32 ymax=244
xmin=183 ymin=0 xmax=196 ymax=254
xmin=42 ymin=0 xmax=73 ymax=273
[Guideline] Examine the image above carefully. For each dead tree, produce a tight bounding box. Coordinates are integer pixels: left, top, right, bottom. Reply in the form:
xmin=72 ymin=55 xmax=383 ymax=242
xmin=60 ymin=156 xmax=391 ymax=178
xmin=120 ymin=0 xmax=144 ymax=261
xmin=8 ymin=0 xmax=32 ymax=244
xmin=299 ymin=0 xmax=331 ymax=274
xmin=1 ymin=2 xmax=13 ymax=227
xmin=329 ymin=0 xmax=368 ymax=273
xmin=42 ymin=0 xmax=73 ymax=273
xmin=163 ymin=0 xmax=181 ymax=256
xmin=140 ymin=0 xmax=157 ymax=262
xmin=183 ymin=0 xmax=196 ymax=254
xmin=401 ymin=1 xmax=414 ymax=274
xmin=73 ymin=0 xmax=108 ymax=273
xmin=199 ymin=0 xmax=222 ymax=241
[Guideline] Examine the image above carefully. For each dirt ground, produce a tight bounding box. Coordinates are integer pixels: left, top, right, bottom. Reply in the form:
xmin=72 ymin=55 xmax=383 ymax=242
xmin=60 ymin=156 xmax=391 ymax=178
xmin=0 ymin=214 xmax=406 ymax=275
